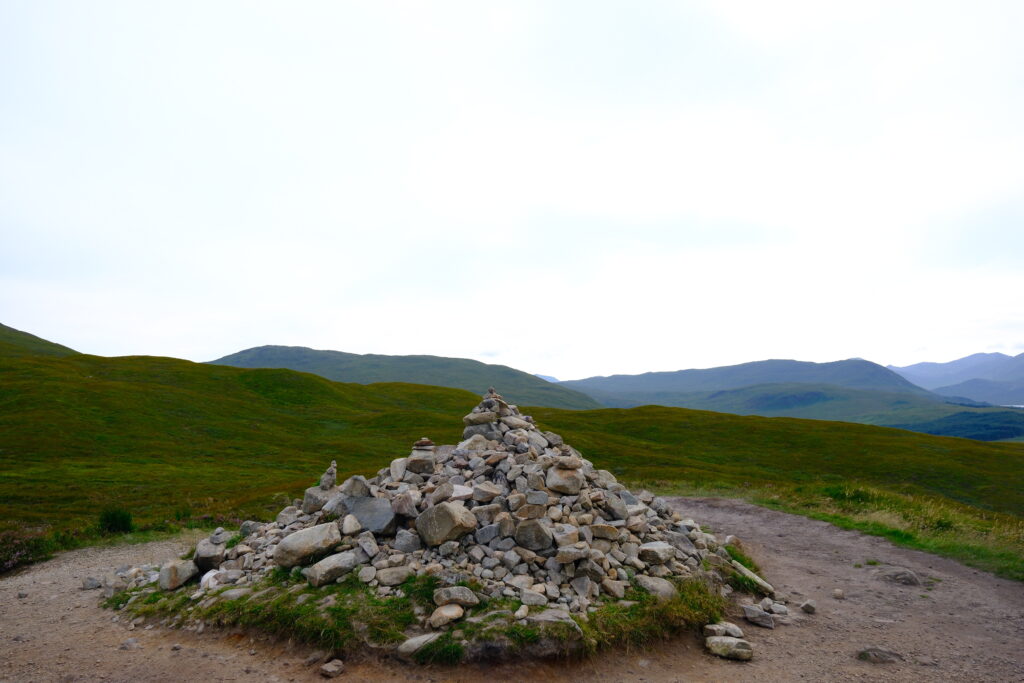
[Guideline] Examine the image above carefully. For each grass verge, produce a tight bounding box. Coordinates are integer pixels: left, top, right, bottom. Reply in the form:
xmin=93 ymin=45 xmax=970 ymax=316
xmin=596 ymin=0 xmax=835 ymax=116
xmin=640 ymin=479 xmax=1024 ymax=582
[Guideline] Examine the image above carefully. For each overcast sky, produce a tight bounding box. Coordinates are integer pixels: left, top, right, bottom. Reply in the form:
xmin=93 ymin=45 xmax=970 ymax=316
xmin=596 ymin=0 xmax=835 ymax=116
xmin=2 ymin=1 xmax=1022 ymax=379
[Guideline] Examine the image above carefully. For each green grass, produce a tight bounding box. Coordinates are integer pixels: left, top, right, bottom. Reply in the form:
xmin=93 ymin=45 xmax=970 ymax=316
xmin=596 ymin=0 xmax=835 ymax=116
xmin=0 ymin=350 xmax=474 ymax=543
xmin=98 ymin=507 xmax=134 ymax=534
xmin=414 ymin=633 xmax=465 ymax=664
xmin=723 ymin=544 xmax=759 ymax=573
xmin=530 ymin=406 xmax=1024 ymax=515
xmin=1 ymin=337 xmax=1023 ymax=580
xmin=577 ymin=578 xmax=726 ymax=652
xmin=653 ymin=480 xmax=1024 ymax=581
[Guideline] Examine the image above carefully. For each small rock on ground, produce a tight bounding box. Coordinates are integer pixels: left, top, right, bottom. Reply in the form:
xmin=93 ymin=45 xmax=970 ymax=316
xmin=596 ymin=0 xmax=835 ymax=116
xmin=742 ymin=604 xmax=775 ymax=629
xmin=320 ymin=659 xmax=345 ymax=677
xmin=118 ymin=638 xmax=140 ymax=651
xmin=705 ymin=636 xmax=753 ymax=661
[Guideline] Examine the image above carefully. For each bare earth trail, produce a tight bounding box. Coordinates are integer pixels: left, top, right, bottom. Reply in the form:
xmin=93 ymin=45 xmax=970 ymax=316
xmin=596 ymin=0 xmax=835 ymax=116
xmin=2 ymin=499 xmax=1022 ymax=682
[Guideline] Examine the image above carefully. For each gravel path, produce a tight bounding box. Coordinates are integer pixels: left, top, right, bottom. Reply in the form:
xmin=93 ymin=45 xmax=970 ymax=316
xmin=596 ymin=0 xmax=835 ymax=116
xmin=2 ymin=499 xmax=1022 ymax=682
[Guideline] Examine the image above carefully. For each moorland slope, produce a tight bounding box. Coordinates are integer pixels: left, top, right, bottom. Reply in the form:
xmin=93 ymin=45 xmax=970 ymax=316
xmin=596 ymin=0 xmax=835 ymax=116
xmin=3 ymin=326 xmax=1022 ymax=578
xmin=210 ymin=345 xmax=601 ymax=410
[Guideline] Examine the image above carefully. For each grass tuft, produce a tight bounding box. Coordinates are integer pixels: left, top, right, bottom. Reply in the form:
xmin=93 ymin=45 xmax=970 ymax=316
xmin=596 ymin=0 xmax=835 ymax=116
xmin=578 ymin=578 xmax=726 ymax=652
xmin=402 ymin=573 xmax=441 ymax=609
xmin=98 ymin=507 xmax=135 ymax=534
xmin=414 ymin=633 xmax=465 ymax=665
xmin=723 ymin=544 xmax=760 ymax=573
xmin=506 ymin=623 xmax=541 ymax=647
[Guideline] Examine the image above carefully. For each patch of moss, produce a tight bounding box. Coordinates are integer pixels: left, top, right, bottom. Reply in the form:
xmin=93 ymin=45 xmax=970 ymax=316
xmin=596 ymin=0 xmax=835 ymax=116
xmin=142 ymin=591 xmax=164 ymax=605
xmin=506 ymin=623 xmax=541 ymax=647
xmin=401 ymin=573 xmax=441 ymax=609
xmin=101 ymin=587 xmax=137 ymax=610
xmin=414 ymin=633 xmax=465 ymax=665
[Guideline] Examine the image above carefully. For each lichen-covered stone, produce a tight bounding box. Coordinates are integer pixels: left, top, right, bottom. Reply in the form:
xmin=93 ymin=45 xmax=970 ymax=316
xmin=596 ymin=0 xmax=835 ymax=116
xmin=706 ymin=636 xmax=753 ymax=661
xmin=194 ymin=538 xmax=225 ymax=571
xmin=416 ymin=502 xmax=477 ymax=546
xmin=273 ymin=522 xmax=341 ymax=568
xmin=159 ymin=559 xmax=198 ymax=590
xmin=546 ymin=466 xmax=584 ymax=495
xmin=306 ymin=551 xmax=360 ymax=587
xmin=515 ymin=519 xmax=553 ymax=551
xmin=434 ymin=586 xmax=480 ymax=607
xmin=634 ymin=575 xmax=677 ymax=602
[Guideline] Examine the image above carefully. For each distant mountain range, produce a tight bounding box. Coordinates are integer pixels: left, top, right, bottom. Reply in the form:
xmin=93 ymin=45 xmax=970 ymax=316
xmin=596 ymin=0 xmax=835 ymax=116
xmin=557 ymin=358 xmax=1024 ymax=440
xmin=209 ymin=346 xmax=602 ymax=410
xmin=889 ymin=352 xmax=1024 ymax=406
xmin=5 ymin=319 xmax=1023 ymax=441
xmin=560 ymin=358 xmax=931 ymax=397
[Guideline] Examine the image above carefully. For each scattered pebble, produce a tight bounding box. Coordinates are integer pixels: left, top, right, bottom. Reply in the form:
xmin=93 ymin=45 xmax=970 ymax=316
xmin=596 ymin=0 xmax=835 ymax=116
xmin=304 ymin=651 xmax=326 ymax=667
xmin=742 ymin=604 xmax=775 ymax=629
xmin=800 ymin=600 xmax=817 ymax=614
xmin=832 ymin=589 xmax=846 ymax=600
xmin=118 ymin=638 xmax=140 ymax=651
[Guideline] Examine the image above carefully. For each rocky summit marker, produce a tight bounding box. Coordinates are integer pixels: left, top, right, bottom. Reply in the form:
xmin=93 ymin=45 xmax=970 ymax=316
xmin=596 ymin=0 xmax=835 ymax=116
xmin=105 ymin=389 xmax=787 ymax=662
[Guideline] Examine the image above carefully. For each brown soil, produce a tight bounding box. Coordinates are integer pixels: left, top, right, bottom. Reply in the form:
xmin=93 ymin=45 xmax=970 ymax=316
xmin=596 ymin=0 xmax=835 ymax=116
xmin=2 ymin=498 xmax=1022 ymax=682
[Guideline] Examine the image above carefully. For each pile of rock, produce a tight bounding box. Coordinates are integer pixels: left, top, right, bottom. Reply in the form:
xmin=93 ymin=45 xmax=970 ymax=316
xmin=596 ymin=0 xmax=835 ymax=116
xmin=121 ymin=389 xmax=783 ymax=660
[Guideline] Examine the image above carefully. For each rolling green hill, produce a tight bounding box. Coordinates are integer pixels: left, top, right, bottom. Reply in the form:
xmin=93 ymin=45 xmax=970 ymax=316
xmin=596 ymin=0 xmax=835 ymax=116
xmin=2 ymin=330 xmax=1023 ymax=578
xmin=0 ymin=322 xmax=79 ymax=357
xmin=0 ymin=352 xmax=472 ymax=532
xmin=210 ymin=345 xmax=602 ymax=410
xmin=561 ymin=358 xmax=933 ymax=397
xmin=1 ymin=347 xmax=1021 ymax=523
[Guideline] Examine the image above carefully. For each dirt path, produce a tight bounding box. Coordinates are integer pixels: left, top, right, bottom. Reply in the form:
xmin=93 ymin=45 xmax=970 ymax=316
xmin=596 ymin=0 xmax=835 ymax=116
xmin=2 ymin=499 xmax=1022 ymax=682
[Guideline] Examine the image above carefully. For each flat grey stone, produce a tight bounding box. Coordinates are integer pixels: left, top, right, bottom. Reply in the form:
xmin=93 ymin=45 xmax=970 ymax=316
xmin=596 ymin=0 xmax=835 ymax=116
xmin=706 ymin=636 xmax=753 ymax=661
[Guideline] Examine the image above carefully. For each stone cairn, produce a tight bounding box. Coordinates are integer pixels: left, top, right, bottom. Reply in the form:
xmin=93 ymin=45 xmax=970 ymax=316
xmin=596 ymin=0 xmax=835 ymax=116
xmin=116 ymin=389 xmax=787 ymax=661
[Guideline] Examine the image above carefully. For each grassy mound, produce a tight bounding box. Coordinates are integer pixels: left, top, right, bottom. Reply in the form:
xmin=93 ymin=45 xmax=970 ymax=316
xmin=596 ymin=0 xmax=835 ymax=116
xmin=105 ymin=571 xmax=726 ymax=662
